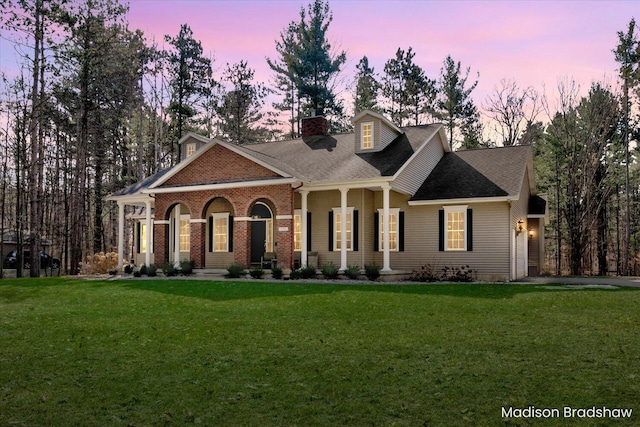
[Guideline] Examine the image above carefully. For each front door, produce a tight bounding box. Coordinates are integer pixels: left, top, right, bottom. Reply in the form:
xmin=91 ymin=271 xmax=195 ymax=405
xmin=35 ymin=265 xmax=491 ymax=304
xmin=251 ymin=220 xmax=266 ymax=265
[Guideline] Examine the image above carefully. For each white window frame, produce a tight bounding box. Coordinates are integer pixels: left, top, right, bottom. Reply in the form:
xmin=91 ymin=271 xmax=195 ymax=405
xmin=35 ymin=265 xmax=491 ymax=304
xmin=294 ymin=210 xmax=302 ymax=252
xmin=179 ymin=214 xmax=191 ymax=252
xmin=186 ymin=143 xmax=196 ymax=157
xmin=444 ymin=205 xmax=467 ymax=251
xmin=140 ymin=222 xmax=153 ymax=253
xmin=212 ymin=213 xmax=230 ymax=252
xmin=378 ymin=208 xmax=399 ymax=252
xmin=360 ymin=122 xmax=373 ymax=150
xmin=332 ymin=207 xmax=354 ymax=251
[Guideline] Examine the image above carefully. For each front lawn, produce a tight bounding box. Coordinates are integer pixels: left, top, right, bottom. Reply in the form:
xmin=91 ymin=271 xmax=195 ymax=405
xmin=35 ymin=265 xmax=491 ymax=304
xmin=1 ymin=278 xmax=639 ymax=426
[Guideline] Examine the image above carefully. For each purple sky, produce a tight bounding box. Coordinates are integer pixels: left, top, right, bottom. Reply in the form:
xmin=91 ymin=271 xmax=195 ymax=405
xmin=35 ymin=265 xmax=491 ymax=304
xmin=126 ymin=0 xmax=637 ymax=114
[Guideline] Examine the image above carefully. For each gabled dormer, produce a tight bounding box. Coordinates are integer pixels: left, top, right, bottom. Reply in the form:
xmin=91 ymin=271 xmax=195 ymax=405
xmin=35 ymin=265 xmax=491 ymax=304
xmin=352 ymin=110 xmax=403 ymax=154
xmin=178 ymin=132 xmax=211 ymax=161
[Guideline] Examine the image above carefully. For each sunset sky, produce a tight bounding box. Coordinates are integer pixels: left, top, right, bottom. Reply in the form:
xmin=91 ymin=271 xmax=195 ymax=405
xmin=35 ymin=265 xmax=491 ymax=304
xmin=1 ymin=0 xmax=637 ymax=119
xmin=126 ymin=0 xmax=637 ymax=111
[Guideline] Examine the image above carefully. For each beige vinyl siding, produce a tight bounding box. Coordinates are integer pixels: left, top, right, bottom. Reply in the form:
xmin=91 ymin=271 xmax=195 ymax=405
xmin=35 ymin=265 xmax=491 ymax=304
xmin=305 ymin=189 xmax=375 ymax=268
xmin=393 ymin=133 xmax=445 ymax=195
xmin=379 ymin=122 xmax=397 ymax=150
xmin=134 ymin=253 xmax=155 ymax=266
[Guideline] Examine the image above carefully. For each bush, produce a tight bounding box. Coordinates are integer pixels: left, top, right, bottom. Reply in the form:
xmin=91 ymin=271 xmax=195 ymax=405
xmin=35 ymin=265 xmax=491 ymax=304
xmin=79 ymin=252 xmax=119 ymax=274
xmin=410 ymin=264 xmax=441 ymax=282
xmin=289 ymin=269 xmax=301 ymax=280
xmin=108 ymin=268 xmax=118 ymax=276
xmin=271 ymin=266 xmax=283 ymax=280
xmin=147 ymin=264 xmax=157 ymax=277
xmin=226 ymin=263 xmax=245 ymax=278
xmin=300 ymin=264 xmax=317 ymax=279
xmin=124 ymin=264 xmax=134 ymax=275
xmin=442 ymin=265 xmax=475 ymax=282
xmin=133 ymin=270 xmax=142 ymax=278
xmin=249 ymin=267 xmax=265 ymax=279
xmin=180 ymin=260 xmax=195 ymax=275
xmin=321 ymin=262 xmax=339 ymax=280
xmin=344 ymin=265 xmax=361 ymax=280
xmin=139 ymin=264 xmax=148 ymax=275
xmin=163 ymin=262 xmax=177 ymax=277
xmin=364 ymin=263 xmax=381 ymax=281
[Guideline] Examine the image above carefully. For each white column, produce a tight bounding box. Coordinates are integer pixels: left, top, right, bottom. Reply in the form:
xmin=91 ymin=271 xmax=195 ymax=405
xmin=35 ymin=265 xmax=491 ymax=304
xmin=340 ymin=187 xmax=348 ymax=271
xmin=382 ymin=185 xmax=391 ymax=272
xmin=145 ymin=200 xmax=152 ymax=266
xmin=174 ymin=205 xmax=180 ymax=267
xmin=117 ymin=202 xmax=125 ymax=271
xmin=300 ymin=190 xmax=309 ymax=267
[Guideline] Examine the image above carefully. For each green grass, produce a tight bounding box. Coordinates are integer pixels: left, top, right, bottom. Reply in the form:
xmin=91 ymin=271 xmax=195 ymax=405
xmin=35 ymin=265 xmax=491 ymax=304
xmin=1 ymin=278 xmax=639 ymax=426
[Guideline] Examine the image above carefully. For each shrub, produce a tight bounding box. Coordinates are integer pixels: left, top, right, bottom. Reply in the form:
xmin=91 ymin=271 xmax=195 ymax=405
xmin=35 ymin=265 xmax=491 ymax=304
xmin=108 ymin=268 xmax=117 ymax=276
xmin=300 ymin=264 xmax=317 ymax=279
xmin=163 ymin=262 xmax=177 ymax=277
xmin=410 ymin=264 xmax=441 ymax=282
xmin=321 ymin=262 xmax=339 ymax=280
xmin=364 ymin=263 xmax=381 ymax=281
xmin=124 ymin=264 xmax=134 ymax=275
xmin=344 ymin=265 xmax=361 ymax=280
xmin=249 ymin=267 xmax=265 ymax=279
xmin=271 ymin=266 xmax=283 ymax=280
xmin=147 ymin=264 xmax=157 ymax=277
xmin=79 ymin=252 xmax=119 ymax=274
xmin=226 ymin=263 xmax=245 ymax=278
xmin=289 ymin=269 xmax=301 ymax=280
xmin=180 ymin=260 xmax=195 ymax=275
xmin=442 ymin=265 xmax=475 ymax=282
xmin=139 ymin=264 xmax=148 ymax=275
xmin=133 ymin=270 xmax=142 ymax=278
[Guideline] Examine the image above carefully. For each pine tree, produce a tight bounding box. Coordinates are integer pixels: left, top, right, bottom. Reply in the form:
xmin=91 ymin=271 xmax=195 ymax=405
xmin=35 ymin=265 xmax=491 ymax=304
xmin=353 ymin=56 xmax=381 ymax=114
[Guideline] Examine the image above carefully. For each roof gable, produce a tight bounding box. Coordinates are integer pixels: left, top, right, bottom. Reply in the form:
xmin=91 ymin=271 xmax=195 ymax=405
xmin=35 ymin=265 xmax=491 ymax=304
xmin=410 ymin=153 xmax=508 ymax=202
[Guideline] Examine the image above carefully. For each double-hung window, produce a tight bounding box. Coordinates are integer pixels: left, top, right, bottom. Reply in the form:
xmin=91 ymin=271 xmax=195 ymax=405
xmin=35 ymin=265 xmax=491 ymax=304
xmin=444 ymin=206 xmax=467 ymax=251
xmin=212 ymin=213 xmax=229 ymax=252
xmin=360 ymin=122 xmax=373 ymax=150
xmin=333 ymin=207 xmax=354 ymax=251
xmin=179 ymin=215 xmax=190 ymax=252
xmin=378 ymin=208 xmax=400 ymax=251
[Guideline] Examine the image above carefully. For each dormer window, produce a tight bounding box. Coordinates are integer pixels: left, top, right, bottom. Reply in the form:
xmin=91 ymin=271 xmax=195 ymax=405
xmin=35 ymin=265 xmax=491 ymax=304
xmin=361 ymin=122 xmax=373 ymax=150
xmin=186 ymin=143 xmax=196 ymax=157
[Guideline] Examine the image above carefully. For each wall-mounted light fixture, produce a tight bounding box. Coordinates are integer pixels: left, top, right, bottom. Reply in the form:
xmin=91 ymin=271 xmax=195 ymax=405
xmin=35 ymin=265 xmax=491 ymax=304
xmin=529 ymin=227 xmax=534 ymax=239
xmin=516 ymin=219 xmax=525 ymax=234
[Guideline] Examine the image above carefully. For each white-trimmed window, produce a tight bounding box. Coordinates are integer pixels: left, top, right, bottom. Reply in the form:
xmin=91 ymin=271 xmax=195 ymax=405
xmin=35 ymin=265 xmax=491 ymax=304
xmin=186 ymin=143 xmax=196 ymax=157
xmin=360 ymin=122 xmax=373 ymax=150
xmin=378 ymin=209 xmax=399 ymax=251
xmin=444 ymin=206 xmax=467 ymax=251
xmin=333 ymin=207 xmax=354 ymax=251
xmin=212 ymin=213 xmax=229 ymax=252
xmin=140 ymin=223 xmax=153 ymax=253
xmin=294 ymin=210 xmax=302 ymax=252
xmin=179 ymin=215 xmax=190 ymax=252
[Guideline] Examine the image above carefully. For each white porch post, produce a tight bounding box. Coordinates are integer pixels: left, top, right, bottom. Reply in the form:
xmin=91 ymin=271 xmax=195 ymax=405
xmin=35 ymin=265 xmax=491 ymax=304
xmin=117 ymin=202 xmax=125 ymax=271
xmin=340 ymin=187 xmax=348 ymax=271
xmin=382 ymin=185 xmax=391 ymax=272
xmin=174 ymin=205 xmax=180 ymax=267
xmin=145 ymin=200 xmax=152 ymax=266
xmin=301 ymin=190 xmax=309 ymax=267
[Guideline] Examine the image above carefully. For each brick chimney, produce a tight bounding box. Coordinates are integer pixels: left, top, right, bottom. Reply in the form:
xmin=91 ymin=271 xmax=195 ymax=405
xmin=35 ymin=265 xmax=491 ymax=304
xmin=301 ymin=115 xmax=328 ymax=137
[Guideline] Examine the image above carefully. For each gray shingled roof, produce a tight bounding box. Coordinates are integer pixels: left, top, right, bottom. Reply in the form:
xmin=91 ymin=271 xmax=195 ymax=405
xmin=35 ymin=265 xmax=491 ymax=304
xmin=109 ymin=168 xmax=172 ymax=197
xmin=236 ymin=125 xmax=439 ymax=183
xmin=410 ymin=145 xmax=532 ymax=201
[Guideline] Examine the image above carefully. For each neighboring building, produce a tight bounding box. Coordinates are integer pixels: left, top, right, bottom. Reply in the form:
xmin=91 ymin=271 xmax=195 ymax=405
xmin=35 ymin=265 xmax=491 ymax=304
xmin=107 ymin=111 xmax=547 ymax=281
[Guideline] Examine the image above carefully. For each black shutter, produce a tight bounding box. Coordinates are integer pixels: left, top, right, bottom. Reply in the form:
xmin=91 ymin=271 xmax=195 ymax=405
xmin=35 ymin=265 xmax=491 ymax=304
xmin=353 ymin=210 xmax=359 ymax=251
xmin=466 ymin=209 xmax=473 ymax=252
xmin=374 ymin=212 xmax=379 ymax=251
xmin=399 ymin=211 xmax=405 ymax=252
xmin=208 ymin=216 xmax=213 ymax=252
xmin=438 ymin=210 xmax=445 ymax=251
xmin=228 ymin=215 xmax=234 ymax=252
xmin=136 ymin=222 xmax=141 ymax=253
xmin=328 ymin=211 xmax=334 ymax=251
xmin=307 ymin=212 xmax=312 ymax=251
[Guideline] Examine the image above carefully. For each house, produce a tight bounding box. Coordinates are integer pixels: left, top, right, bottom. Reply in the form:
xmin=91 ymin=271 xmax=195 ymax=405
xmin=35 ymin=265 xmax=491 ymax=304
xmin=107 ymin=111 xmax=547 ymax=281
